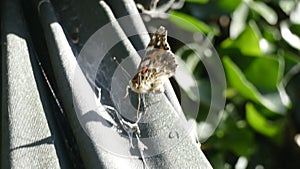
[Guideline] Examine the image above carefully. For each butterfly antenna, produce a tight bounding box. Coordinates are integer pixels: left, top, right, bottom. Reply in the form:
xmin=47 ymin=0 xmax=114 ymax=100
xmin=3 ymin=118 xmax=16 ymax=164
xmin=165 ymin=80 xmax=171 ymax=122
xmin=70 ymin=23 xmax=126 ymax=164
xmin=113 ymin=56 xmax=132 ymax=78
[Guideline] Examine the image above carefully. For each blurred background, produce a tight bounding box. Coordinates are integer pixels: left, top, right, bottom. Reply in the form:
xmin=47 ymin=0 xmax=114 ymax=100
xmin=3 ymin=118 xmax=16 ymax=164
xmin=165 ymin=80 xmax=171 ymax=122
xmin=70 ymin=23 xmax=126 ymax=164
xmin=137 ymin=0 xmax=300 ymax=168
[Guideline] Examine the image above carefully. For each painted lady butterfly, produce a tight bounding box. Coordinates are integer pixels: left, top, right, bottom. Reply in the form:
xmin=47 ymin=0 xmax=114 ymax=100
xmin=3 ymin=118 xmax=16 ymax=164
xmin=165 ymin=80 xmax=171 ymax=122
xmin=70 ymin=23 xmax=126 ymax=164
xmin=129 ymin=26 xmax=177 ymax=94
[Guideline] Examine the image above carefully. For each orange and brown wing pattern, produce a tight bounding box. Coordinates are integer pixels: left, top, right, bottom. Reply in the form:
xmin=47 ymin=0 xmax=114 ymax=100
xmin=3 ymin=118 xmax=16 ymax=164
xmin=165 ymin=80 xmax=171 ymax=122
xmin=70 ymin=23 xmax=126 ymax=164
xmin=129 ymin=26 xmax=177 ymax=94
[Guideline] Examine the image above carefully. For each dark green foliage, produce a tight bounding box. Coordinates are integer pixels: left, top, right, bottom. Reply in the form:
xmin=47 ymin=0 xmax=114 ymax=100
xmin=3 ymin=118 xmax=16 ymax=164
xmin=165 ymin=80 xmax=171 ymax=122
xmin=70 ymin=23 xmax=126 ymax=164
xmin=169 ymin=0 xmax=300 ymax=168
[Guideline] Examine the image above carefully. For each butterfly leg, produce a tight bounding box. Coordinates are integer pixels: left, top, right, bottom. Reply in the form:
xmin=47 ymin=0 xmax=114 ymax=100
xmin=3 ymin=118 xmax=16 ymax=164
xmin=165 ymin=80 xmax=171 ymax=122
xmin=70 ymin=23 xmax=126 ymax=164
xmin=123 ymin=85 xmax=130 ymax=99
xmin=136 ymin=93 xmax=141 ymax=120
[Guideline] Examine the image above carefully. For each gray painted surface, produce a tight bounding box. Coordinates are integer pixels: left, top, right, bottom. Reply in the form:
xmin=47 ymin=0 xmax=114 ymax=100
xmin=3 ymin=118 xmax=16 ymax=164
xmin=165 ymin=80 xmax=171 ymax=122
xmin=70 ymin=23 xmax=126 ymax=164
xmin=1 ymin=0 xmax=212 ymax=168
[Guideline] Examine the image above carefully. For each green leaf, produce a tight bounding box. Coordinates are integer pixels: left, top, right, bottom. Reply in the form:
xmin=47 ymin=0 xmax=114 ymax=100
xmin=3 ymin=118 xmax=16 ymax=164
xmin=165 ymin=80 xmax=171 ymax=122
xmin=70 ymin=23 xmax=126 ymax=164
xmin=261 ymin=24 xmax=281 ymax=43
xmin=223 ymin=56 xmax=287 ymax=114
xmin=169 ymin=11 xmax=218 ymax=35
xmin=222 ymin=23 xmax=262 ymax=56
xmin=244 ymin=56 xmax=280 ymax=91
xmin=208 ymin=108 xmax=255 ymax=157
xmin=223 ymin=56 xmax=259 ymax=101
xmin=209 ymin=153 xmax=225 ymax=169
xmin=217 ymin=0 xmax=242 ymax=12
xmin=246 ymin=103 xmax=285 ymax=138
xmin=216 ymin=124 xmax=255 ymax=156
xmin=290 ymin=24 xmax=300 ymax=38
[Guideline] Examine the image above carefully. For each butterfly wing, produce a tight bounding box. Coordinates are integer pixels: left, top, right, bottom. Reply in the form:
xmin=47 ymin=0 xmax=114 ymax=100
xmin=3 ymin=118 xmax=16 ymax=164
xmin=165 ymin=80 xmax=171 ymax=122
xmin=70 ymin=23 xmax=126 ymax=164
xmin=138 ymin=26 xmax=176 ymax=77
xmin=138 ymin=47 xmax=177 ymax=93
xmin=147 ymin=49 xmax=177 ymax=77
xmin=130 ymin=26 xmax=177 ymax=94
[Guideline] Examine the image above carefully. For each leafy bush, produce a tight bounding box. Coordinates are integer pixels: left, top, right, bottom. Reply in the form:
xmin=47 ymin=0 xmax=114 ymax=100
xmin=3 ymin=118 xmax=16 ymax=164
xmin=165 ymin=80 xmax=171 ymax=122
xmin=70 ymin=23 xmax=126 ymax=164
xmin=169 ymin=0 xmax=300 ymax=168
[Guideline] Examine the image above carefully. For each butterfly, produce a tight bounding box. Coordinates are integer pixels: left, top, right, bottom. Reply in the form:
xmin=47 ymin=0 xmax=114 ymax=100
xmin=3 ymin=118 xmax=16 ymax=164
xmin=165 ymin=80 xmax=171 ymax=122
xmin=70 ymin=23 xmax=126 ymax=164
xmin=128 ymin=26 xmax=177 ymax=94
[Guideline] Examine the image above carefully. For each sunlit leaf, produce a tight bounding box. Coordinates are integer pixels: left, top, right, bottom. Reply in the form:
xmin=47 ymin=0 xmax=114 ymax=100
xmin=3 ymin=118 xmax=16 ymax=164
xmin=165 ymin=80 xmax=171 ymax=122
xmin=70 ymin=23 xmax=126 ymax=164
xmin=169 ymin=11 xmax=218 ymax=35
xmin=259 ymin=38 xmax=275 ymax=54
xmin=230 ymin=2 xmax=249 ymax=39
xmin=223 ymin=56 xmax=287 ymax=114
xmin=280 ymin=21 xmax=300 ymax=50
xmin=246 ymin=103 xmax=285 ymax=138
xmin=248 ymin=1 xmax=278 ymax=25
xmin=223 ymin=56 xmax=259 ymax=101
xmin=279 ymin=0 xmax=297 ymax=14
xmin=290 ymin=1 xmax=300 ymax=24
